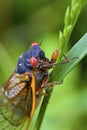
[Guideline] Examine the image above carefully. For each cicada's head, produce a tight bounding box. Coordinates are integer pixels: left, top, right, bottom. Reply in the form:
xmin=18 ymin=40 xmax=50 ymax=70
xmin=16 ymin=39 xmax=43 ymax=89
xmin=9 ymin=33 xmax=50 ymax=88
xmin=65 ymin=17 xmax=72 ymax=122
xmin=15 ymin=42 xmax=59 ymax=74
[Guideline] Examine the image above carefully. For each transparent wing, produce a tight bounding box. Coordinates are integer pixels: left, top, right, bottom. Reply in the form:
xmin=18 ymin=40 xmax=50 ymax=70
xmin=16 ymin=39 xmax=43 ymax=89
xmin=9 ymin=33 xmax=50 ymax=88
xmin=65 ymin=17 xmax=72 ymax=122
xmin=0 ymin=73 xmax=32 ymax=130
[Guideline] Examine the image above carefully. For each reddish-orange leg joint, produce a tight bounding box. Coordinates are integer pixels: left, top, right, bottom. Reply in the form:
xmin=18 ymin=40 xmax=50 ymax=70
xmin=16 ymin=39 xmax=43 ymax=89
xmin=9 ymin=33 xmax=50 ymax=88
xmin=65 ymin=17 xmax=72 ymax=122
xmin=51 ymin=49 xmax=59 ymax=62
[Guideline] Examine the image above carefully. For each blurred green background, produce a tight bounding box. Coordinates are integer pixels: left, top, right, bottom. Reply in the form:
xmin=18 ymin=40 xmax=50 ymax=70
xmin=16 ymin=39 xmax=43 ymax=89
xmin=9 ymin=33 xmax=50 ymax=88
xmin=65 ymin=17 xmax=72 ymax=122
xmin=0 ymin=0 xmax=87 ymax=130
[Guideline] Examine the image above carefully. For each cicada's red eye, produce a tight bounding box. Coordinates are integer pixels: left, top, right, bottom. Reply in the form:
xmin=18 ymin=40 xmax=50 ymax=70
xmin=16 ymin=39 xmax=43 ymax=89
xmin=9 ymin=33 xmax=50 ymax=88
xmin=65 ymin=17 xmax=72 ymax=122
xmin=51 ymin=49 xmax=59 ymax=61
xmin=32 ymin=42 xmax=38 ymax=46
xmin=30 ymin=57 xmax=38 ymax=67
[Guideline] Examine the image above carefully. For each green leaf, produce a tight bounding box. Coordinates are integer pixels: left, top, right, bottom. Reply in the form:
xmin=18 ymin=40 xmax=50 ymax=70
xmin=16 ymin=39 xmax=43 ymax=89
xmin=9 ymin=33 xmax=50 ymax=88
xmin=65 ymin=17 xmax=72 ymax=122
xmin=50 ymin=33 xmax=87 ymax=81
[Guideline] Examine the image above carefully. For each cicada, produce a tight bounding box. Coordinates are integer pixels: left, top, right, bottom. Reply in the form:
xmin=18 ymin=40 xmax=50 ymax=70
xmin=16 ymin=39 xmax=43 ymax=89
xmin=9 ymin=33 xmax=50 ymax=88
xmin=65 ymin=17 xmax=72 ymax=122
xmin=0 ymin=42 xmax=59 ymax=130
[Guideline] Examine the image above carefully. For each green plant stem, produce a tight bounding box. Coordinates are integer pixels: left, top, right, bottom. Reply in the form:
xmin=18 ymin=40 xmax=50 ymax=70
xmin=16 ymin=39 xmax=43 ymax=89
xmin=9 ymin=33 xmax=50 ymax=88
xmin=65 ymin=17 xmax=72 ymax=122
xmin=34 ymin=88 xmax=52 ymax=130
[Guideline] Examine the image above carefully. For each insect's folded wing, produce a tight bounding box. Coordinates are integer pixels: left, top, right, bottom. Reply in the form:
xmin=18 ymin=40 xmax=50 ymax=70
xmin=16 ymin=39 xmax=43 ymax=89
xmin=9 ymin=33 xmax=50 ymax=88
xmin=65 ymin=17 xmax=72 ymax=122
xmin=0 ymin=73 xmax=32 ymax=130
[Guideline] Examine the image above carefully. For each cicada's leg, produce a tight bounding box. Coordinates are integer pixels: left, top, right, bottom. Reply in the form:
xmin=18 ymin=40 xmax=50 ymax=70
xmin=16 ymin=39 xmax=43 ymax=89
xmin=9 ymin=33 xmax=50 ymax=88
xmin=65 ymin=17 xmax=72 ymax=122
xmin=36 ymin=80 xmax=63 ymax=98
xmin=41 ymin=75 xmax=48 ymax=88
xmin=50 ymin=48 xmax=78 ymax=65
xmin=57 ymin=54 xmax=78 ymax=65
xmin=46 ymin=80 xmax=63 ymax=88
xmin=40 ymin=80 xmax=63 ymax=103
xmin=63 ymin=54 xmax=78 ymax=62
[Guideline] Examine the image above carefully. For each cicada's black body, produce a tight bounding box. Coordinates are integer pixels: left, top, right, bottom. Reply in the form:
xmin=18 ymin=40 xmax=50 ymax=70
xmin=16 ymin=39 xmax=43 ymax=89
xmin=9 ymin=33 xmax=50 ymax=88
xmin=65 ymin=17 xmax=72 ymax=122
xmin=0 ymin=42 xmax=59 ymax=130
